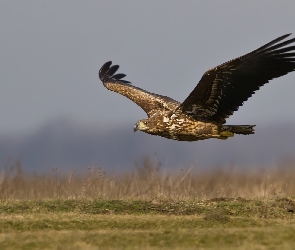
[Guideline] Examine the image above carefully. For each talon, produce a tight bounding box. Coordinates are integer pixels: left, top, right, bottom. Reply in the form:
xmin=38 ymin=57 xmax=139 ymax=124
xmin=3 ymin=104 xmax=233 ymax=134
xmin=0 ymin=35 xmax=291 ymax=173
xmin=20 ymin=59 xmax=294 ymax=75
xmin=220 ymin=131 xmax=234 ymax=137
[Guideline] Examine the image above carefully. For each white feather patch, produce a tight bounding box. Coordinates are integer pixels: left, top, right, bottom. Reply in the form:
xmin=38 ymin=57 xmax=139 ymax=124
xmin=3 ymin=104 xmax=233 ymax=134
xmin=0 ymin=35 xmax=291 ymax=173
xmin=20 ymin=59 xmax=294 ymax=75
xmin=163 ymin=117 xmax=170 ymax=123
xmin=170 ymin=124 xmax=176 ymax=130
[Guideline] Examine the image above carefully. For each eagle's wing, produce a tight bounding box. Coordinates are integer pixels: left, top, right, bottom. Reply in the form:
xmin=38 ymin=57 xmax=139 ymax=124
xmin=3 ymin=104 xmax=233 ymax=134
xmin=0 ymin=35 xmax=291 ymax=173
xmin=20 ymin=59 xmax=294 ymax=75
xmin=178 ymin=34 xmax=295 ymax=124
xmin=99 ymin=61 xmax=180 ymax=117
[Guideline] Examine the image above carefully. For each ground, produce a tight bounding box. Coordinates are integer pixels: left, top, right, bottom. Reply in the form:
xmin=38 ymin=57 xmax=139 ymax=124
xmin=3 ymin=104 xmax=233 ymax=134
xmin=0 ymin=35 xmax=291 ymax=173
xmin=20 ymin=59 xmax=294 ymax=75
xmin=1 ymin=160 xmax=295 ymax=249
xmin=0 ymin=199 xmax=295 ymax=249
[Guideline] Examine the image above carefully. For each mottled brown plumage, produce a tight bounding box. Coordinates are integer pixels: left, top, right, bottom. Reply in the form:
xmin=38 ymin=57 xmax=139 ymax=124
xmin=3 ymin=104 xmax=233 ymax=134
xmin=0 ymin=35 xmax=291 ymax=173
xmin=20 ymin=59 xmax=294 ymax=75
xmin=99 ymin=34 xmax=295 ymax=141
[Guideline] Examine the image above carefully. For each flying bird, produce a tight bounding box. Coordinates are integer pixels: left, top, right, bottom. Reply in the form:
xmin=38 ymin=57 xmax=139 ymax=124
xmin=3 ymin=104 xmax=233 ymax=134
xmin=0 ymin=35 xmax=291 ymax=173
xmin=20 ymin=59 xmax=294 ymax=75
xmin=99 ymin=34 xmax=295 ymax=141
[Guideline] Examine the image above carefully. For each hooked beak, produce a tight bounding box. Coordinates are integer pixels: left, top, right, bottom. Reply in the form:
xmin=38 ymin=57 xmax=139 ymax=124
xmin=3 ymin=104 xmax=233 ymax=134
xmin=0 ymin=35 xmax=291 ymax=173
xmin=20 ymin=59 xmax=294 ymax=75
xmin=133 ymin=123 xmax=138 ymax=132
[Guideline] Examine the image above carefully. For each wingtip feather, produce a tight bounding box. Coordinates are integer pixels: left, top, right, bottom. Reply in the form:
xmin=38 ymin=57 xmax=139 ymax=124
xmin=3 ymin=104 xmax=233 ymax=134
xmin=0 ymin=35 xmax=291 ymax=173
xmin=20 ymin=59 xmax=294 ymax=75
xmin=99 ymin=61 xmax=112 ymax=80
xmin=99 ymin=61 xmax=130 ymax=83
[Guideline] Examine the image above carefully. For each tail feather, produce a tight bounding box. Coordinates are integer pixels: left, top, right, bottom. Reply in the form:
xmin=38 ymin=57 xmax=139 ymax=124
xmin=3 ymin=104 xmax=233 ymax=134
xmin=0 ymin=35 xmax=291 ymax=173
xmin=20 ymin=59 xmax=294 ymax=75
xmin=222 ymin=125 xmax=255 ymax=135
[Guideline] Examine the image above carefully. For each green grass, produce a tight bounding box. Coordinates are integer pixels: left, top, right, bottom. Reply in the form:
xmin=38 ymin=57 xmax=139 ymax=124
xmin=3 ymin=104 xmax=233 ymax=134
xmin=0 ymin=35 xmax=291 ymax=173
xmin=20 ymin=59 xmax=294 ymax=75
xmin=0 ymin=199 xmax=295 ymax=249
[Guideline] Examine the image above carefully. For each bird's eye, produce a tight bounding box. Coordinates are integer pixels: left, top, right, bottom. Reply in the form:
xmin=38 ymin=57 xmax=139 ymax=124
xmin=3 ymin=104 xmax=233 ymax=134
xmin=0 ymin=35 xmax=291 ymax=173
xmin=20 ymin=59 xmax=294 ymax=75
xmin=144 ymin=121 xmax=148 ymax=125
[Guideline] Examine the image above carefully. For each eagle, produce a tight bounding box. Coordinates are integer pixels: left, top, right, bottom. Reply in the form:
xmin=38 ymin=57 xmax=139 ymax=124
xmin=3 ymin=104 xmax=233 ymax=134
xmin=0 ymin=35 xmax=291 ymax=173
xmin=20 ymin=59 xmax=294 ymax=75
xmin=99 ymin=34 xmax=295 ymax=141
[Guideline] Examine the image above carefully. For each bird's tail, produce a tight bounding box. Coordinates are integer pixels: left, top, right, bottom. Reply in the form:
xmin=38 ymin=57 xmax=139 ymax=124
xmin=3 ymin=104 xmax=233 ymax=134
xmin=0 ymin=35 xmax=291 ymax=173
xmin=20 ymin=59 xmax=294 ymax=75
xmin=220 ymin=125 xmax=255 ymax=137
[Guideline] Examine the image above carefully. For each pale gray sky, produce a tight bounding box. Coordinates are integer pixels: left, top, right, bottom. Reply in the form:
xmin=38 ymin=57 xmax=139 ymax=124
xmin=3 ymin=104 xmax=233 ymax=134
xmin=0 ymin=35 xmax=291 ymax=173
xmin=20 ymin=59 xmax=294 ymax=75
xmin=1 ymin=1 xmax=295 ymax=136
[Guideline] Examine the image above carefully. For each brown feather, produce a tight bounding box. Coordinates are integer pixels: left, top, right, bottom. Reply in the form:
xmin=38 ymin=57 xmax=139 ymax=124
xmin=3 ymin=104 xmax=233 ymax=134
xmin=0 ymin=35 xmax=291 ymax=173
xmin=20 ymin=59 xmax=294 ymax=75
xmin=179 ymin=34 xmax=295 ymax=124
xmin=99 ymin=61 xmax=179 ymax=117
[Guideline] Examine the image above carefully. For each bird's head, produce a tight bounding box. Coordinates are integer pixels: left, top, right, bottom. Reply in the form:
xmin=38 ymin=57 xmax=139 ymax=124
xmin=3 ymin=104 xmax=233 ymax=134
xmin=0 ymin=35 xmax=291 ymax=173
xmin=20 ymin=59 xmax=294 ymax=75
xmin=134 ymin=117 xmax=166 ymax=135
xmin=133 ymin=119 xmax=150 ymax=132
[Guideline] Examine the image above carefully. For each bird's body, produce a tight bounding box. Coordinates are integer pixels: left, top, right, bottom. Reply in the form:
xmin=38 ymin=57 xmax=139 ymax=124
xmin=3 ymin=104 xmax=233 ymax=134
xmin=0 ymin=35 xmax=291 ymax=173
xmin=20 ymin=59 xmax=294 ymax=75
xmin=135 ymin=111 xmax=221 ymax=141
xmin=134 ymin=111 xmax=254 ymax=141
xmin=99 ymin=34 xmax=295 ymax=141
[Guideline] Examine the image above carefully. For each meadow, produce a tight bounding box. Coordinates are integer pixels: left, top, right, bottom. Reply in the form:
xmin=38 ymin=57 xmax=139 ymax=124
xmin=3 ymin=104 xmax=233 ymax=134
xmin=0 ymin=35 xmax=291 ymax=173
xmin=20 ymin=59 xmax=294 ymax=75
xmin=0 ymin=158 xmax=295 ymax=249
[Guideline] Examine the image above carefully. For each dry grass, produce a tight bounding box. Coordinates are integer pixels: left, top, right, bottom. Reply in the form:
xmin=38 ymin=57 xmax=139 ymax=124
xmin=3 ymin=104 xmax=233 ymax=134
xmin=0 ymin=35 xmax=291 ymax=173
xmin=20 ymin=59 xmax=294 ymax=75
xmin=1 ymin=157 xmax=295 ymax=200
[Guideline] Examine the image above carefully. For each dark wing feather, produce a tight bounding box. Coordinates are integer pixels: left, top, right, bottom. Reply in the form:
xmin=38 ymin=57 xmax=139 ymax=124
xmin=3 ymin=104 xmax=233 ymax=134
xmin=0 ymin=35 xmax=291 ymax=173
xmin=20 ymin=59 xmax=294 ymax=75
xmin=178 ymin=34 xmax=295 ymax=124
xmin=99 ymin=61 xmax=180 ymax=117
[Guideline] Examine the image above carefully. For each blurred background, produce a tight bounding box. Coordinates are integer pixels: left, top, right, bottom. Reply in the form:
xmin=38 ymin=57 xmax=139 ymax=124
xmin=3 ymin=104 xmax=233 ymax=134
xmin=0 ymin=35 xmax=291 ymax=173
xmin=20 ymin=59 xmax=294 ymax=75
xmin=1 ymin=1 xmax=295 ymax=172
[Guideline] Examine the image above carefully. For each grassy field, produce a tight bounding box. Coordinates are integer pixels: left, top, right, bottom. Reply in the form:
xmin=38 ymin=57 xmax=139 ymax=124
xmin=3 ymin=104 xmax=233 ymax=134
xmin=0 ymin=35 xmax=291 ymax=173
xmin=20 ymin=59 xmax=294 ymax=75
xmin=0 ymin=159 xmax=295 ymax=249
xmin=0 ymin=199 xmax=295 ymax=249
